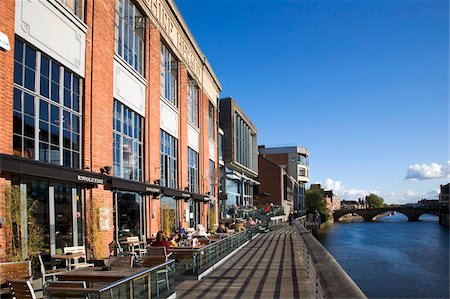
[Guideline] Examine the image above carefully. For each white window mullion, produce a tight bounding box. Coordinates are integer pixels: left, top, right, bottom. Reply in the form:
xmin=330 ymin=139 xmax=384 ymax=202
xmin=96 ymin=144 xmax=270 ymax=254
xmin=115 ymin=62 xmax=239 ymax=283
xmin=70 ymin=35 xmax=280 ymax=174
xmin=34 ymin=52 xmax=41 ymax=161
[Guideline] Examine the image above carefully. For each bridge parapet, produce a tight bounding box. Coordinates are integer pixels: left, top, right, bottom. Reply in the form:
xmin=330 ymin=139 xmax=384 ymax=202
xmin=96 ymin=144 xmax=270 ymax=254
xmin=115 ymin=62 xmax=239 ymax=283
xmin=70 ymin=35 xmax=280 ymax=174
xmin=333 ymin=207 xmax=439 ymax=222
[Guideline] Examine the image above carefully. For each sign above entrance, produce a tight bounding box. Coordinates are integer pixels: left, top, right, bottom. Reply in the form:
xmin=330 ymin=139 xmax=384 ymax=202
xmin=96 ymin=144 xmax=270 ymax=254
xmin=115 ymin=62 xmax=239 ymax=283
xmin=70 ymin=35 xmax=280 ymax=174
xmin=77 ymin=175 xmax=104 ymax=185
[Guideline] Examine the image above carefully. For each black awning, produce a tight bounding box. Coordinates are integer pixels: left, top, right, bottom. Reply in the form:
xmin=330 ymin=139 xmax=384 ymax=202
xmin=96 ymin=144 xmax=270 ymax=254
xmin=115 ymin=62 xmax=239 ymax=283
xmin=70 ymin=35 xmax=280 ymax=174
xmin=192 ymin=193 xmax=210 ymax=202
xmin=105 ymin=177 xmax=162 ymax=195
xmin=0 ymin=154 xmax=105 ymax=186
xmin=162 ymin=187 xmax=191 ymax=200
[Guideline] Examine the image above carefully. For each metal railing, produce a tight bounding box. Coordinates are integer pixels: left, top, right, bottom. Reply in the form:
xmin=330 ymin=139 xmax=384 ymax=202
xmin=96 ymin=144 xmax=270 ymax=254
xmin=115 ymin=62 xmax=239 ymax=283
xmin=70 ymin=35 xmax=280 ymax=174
xmin=171 ymin=227 xmax=260 ymax=277
xmin=299 ymin=234 xmax=324 ymax=299
xmin=45 ymin=260 xmax=176 ymax=299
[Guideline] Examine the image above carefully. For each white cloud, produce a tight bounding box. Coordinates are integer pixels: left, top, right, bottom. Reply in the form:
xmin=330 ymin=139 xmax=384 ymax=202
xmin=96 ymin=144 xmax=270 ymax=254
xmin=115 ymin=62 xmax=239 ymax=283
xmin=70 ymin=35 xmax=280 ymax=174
xmin=384 ymin=189 xmax=439 ymax=204
xmin=405 ymin=161 xmax=449 ymax=180
xmin=322 ymin=178 xmax=375 ymax=200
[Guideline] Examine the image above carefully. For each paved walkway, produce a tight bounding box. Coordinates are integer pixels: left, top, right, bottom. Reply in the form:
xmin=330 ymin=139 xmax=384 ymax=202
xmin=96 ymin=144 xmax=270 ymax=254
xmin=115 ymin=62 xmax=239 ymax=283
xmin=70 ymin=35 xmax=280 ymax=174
xmin=175 ymin=225 xmax=315 ymax=299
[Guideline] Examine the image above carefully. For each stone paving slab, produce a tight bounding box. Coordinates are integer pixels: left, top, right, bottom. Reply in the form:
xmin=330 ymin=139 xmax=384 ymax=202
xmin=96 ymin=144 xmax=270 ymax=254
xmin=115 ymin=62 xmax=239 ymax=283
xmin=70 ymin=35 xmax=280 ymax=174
xmin=175 ymin=225 xmax=315 ymax=299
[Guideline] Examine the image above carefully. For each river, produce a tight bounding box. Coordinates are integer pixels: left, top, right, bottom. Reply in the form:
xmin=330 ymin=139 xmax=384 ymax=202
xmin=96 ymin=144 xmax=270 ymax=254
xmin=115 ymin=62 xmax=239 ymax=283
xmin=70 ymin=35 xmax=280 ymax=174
xmin=316 ymin=214 xmax=449 ymax=299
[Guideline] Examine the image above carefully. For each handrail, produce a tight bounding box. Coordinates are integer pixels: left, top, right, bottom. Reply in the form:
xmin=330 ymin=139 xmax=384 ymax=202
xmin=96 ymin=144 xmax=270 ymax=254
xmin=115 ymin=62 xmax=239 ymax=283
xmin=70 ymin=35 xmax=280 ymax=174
xmin=97 ymin=259 xmax=175 ymax=292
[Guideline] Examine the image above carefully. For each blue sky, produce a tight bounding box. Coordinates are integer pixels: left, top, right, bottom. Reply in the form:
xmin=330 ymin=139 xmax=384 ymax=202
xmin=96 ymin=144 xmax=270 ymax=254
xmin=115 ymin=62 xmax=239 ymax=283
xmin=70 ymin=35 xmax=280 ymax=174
xmin=175 ymin=0 xmax=449 ymax=204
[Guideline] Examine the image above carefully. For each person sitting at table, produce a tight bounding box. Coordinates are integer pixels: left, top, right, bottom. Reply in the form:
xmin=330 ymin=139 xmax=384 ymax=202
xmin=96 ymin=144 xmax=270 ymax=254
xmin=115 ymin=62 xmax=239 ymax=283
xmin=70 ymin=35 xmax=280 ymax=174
xmin=178 ymin=222 xmax=186 ymax=235
xmin=246 ymin=217 xmax=256 ymax=227
xmin=234 ymin=220 xmax=244 ymax=232
xmin=169 ymin=233 xmax=180 ymax=247
xmin=150 ymin=231 xmax=171 ymax=252
xmin=216 ymin=222 xmax=228 ymax=233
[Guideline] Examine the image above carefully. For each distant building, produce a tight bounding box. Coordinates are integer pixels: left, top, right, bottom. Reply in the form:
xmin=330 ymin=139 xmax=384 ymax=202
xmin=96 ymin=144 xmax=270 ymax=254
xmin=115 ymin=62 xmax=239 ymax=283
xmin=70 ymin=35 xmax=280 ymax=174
xmin=219 ymin=97 xmax=259 ymax=218
xmin=256 ymin=155 xmax=299 ymax=215
xmin=258 ymin=145 xmax=309 ymax=214
xmin=439 ymin=183 xmax=449 ymax=226
xmin=309 ymin=184 xmax=341 ymax=221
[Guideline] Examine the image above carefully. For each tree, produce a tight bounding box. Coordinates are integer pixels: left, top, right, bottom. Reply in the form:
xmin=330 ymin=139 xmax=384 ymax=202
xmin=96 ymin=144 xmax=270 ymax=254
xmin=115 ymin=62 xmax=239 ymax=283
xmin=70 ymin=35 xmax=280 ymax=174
xmin=366 ymin=193 xmax=384 ymax=208
xmin=306 ymin=188 xmax=328 ymax=223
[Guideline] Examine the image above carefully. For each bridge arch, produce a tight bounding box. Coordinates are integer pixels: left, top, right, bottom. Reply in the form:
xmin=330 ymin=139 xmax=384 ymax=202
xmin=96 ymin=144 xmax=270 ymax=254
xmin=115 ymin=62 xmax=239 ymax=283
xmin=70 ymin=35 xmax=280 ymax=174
xmin=335 ymin=212 xmax=364 ymax=222
xmin=372 ymin=211 xmax=408 ymax=221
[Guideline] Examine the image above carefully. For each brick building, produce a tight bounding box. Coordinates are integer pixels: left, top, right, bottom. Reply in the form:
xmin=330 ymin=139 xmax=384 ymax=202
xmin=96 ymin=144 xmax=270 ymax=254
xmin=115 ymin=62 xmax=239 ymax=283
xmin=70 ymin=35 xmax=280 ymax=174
xmin=256 ymin=155 xmax=298 ymax=215
xmin=258 ymin=145 xmax=309 ymax=213
xmin=0 ymin=0 xmax=221 ymax=260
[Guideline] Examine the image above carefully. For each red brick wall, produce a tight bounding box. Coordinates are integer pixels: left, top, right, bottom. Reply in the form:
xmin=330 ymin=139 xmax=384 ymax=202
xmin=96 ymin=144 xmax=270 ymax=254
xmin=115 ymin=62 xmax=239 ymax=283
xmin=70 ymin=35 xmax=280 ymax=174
xmin=257 ymin=156 xmax=283 ymax=206
xmin=0 ymin=0 xmax=15 ymax=156
xmin=84 ymin=0 xmax=115 ymax=257
xmin=260 ymin=153 xmax=289 ymax=171
xmin=148 ymin=22 xmax=161 ymax=236
xmin=0 ymin=0 xmax=15 ymax=261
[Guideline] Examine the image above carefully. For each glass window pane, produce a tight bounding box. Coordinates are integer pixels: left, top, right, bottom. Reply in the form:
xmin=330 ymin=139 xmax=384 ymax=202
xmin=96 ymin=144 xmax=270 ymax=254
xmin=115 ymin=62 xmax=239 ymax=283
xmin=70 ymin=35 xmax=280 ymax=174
xmin=50 ymin=145 xmax=60 ymax=164
xmin=63 ymin=110 xmax=71 ymax=130
xmin=14 ymin=40 xmax=24 ymax=62
xmin=39 ymin=121 xmax=49 ymax=142
xmin=13 ymin=89 xmax=22 ymax=111
xmin=51 ymin=125 xmax=59 ymax=145
xmin=73 ymin=93 xmax=79 ymax=112
xmin=51 ymin=63 xmax=60 ymax=83
xmin=51 ymin=105 xmax=59 ymax=125
xmin=64 ymin=88 xmax=71 ymax=108
xmin=24 ymin=115 xmax=35 ymax=138
xmin=25 ymin=46 xmax=36 ymax=69
xmin=51 ymin=82 xmax=59 ymax=102
xmin=13 ymin=135 xmax=22 ymax=157
xmin=72 ymin=133 xmax=80 ymax=151
xmin=39 ymin=99 xmax=49 ymax=121
xmin=39 ymin=142 xmax=49 ymax=162
xmin=63 ymin=129 xmax=71 ymax=149
xmin=41 ymin=56 xmax=49 ymax=77
xmin=40 ymin=76 xmax=49 ymax=98
xmin=24 ymin=67 xmax=35 ymax=91
xmin=63 ymin=149 xmax=71 ymax=166
xmin=72 ymin=115 xmax=79 ymax=133
xmin=13 ymin=112 xmax=22 ymax=135
xmin=14 ymin=61 xmax=23 ymax=85
xmin=24 ymin=93 xmax=35 ymax=116
xmin=64 ymin=70 xmax=71 ymax=89
xmin=72 ymin=152 xmax=80 ymax=169
xmin=73 ymin=77 xmax=79 ymax=95
xmin=24 ymin=137 xmax=35 ymax=159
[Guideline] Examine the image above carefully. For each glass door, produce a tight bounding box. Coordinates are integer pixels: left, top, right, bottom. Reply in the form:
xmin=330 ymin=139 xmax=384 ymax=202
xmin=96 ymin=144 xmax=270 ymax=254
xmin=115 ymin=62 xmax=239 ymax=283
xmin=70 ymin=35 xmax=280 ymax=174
xmin=114 ymin=191 xmax=145 ymax=242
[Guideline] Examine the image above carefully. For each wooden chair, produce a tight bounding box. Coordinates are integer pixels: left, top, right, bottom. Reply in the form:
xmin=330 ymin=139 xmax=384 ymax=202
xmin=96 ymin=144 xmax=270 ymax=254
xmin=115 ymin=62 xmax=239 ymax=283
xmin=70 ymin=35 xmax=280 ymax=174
xmin=0 ymin=261 xmax=31 ymax=296
xmin=126 ymin=236 xmax=147 ymax=257
xmin=63 ymin=246 xmax=94 ymax=269
xmin=45 ymin=281 xmax=88 ymax=299
xmin=109 ymin=256 xmax=134 ymax=268
xmin=7 ymin=279 xmax=36 ymax=299
xmin=143 ymin=247 xmax=171 ymax=297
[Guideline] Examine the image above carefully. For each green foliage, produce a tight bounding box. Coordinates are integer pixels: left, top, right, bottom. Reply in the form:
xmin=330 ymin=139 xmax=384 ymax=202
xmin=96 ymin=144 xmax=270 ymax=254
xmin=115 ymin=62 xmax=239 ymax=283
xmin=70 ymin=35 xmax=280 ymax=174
xmin=366 ymin=193 xmax=385 ymax=208
xmin=305 ymin=188 xmax=329 ymax=222
xmin=3 ymin=185 xmax=44 ymax=262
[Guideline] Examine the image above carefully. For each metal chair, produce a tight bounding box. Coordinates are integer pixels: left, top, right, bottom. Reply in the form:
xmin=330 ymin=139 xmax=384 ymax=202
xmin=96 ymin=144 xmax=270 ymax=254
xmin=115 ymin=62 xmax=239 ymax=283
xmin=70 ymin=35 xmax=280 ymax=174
xmin=8 ymin=279 xmax=36 ymax=299
xmin=38 ymin=253 xmax=67 ymax=286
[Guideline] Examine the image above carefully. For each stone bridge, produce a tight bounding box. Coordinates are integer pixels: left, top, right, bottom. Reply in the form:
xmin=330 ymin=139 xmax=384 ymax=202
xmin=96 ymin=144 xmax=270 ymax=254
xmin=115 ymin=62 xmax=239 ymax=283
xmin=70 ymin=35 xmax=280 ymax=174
xmin=333 ymin=207 xmax=440 ymax=222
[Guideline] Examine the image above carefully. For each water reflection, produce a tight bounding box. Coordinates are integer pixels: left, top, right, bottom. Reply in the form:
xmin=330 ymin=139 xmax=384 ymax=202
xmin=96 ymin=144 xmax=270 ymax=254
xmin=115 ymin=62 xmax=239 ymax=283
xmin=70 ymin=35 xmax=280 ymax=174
xmin=317 ymin=216 xmax=449 ymax=298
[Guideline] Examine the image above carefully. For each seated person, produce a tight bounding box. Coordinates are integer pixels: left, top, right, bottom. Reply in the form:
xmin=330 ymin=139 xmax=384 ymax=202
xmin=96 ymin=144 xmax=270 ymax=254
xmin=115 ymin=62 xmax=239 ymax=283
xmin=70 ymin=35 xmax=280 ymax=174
xmin=178 ymin=222 xmax=186 ymax=235
xmin=192 ymin=224 xmax=208 ymax=237
xmin=246 ymin=217 xmax=256 ymax=227
xmin=216 ymin=222 xmax=228 ymax=233
xmin=234 ymin=220 xmax=244 ymax=232
xmin=170 ymin=233 xmax=180 ymax=247
xmin=150 ymin=231 xmax=171 ymax=252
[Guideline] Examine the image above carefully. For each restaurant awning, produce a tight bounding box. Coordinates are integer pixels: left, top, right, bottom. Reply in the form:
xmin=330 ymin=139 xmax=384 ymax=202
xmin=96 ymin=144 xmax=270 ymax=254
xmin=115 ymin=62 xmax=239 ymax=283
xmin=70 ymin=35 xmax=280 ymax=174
xmin=192 ymin=193 xmax=210 ymax=202
xmin=162 ymin=187 xmax=191 ymax=200
xmin=0 ymin=154 xmax=105 ymax=186
xmin=105 ymin=177 xmax=162 ymax=195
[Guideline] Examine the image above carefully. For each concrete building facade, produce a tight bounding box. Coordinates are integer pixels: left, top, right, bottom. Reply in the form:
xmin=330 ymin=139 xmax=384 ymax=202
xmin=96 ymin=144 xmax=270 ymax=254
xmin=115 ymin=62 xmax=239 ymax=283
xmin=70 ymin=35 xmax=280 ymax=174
xmin=0 ymin=0 xmax=221 ymax=261
xmin=258 ymin=145 xmax=309 ymax=213
xmin=218 ymin=97 xmax=258 ymax=218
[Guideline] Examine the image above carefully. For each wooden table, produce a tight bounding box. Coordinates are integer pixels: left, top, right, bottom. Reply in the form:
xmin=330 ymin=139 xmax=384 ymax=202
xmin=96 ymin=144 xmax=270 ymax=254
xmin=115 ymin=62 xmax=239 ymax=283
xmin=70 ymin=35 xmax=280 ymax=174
xmin=58 ymin=266 xmax=148 ymax=285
